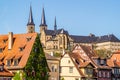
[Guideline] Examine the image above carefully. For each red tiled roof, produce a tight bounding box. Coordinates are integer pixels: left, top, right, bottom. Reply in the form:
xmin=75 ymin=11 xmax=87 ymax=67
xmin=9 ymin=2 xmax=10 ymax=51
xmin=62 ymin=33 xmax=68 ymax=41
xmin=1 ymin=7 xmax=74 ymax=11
xmin=0 ymin=62 xmax=14 ymax=77
xmin=0 ymin=70 xmax=14 ymax=77
xmin=0 ymin=33 xmax=37 ymax=69
xmin=72 ymin=45 xmax=110 ymax=69
xmin=79 ymin=62 xmax=91 ymax=68
xmin=107 ymin=51 xmax=120 ymax=67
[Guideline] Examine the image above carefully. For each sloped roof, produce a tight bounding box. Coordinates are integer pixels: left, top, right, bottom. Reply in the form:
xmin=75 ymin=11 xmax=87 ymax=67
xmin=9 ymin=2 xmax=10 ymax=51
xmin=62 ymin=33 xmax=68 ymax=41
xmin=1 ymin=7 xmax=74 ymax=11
xmin=79 ymin=62 xmax=91 ymax=68
xmin=70 ymin=34 xmax=120 ymax=43
xmin=0 ymin=62 xmax=14 ymax=77
xmin=45 ymin=29 xmax=69 ymax=36
xmin=70 ymin=35 xmax=98 ymax=43
xmin=97 ymin=34 xmax=120 ymax=43
xmin=72 ymin=45 xmax=110 ymax=69
xmin=107 ymin=50 xmax=120 ymax=67
xmin=45 ymin=30 xmax=54 ymax=35
xmin=0 ymin=33 xmax=37 ymax=70
xmin=61 ymin=53 xmax=85 ymax=77
xmin=80 ymin=45 xmax=98 ymax=58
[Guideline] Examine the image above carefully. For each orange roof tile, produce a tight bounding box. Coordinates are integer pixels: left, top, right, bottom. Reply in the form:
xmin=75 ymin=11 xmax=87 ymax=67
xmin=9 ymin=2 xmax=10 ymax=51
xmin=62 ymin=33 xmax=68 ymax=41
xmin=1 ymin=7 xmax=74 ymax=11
xmin=14 ymin=54 xmax=23 ymax=60
xmin=0 ymin=62 xmax=14 ymax=77
xmin=107 ymin=51 xmax=120 ymax=67
xmin=0 ymin=32 xmax=37 ymax=70
xmin=79 ymin=62 xmax=91 ymax=68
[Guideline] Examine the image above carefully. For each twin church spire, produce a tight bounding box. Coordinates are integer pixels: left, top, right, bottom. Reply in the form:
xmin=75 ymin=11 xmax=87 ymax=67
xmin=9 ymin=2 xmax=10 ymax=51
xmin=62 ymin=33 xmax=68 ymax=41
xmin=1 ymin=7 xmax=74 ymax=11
xmin=27 ymin=5 xmax=35 ymax=26
xmin=27 ymin=5 xmax=57 ymax=33
xmin=40 ymin=7 xmax=47 ymax=26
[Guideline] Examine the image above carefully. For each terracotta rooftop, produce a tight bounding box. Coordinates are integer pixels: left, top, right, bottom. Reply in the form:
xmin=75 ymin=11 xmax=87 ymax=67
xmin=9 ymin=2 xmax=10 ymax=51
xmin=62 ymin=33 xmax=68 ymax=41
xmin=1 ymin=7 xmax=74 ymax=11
xmin=0 ymin=62 xmax=14 ymax=77
xmin=0 ymin=32 xmax=37 ymax=70
xmin=107 ymin=50 xmax=120 ymax=67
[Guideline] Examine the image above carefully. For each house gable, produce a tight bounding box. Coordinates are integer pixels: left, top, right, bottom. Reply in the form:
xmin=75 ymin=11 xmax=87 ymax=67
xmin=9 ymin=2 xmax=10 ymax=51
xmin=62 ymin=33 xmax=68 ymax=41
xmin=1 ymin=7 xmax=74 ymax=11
xmin=60 ymin=53 xmax=82 ymax=80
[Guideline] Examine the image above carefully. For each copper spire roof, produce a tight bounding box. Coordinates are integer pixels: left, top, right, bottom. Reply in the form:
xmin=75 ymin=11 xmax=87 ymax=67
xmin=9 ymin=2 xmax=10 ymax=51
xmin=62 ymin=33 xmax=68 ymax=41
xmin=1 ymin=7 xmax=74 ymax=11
xmin=54 ymin=17 xmax=57 ymax=31
xmin=27 ymin=5 xmax=35 ymax=26
xmin=40 ymin=7 xmax=47 ymax=26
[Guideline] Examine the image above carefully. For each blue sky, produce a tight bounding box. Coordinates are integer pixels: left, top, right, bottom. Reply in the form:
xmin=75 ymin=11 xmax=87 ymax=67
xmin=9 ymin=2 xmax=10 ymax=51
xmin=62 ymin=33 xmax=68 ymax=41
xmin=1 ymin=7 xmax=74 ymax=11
xmin=0 ymin=0 xmax=120 ymax=38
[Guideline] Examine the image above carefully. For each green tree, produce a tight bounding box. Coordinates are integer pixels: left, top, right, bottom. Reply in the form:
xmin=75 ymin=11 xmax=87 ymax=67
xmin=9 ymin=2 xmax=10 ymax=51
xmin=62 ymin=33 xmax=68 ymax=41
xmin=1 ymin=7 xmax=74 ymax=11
xmin=13 ymin=71 xmax=21 ymax=80
xmin=95 ymin=49 xmax=112 ymax=58
xmin=24 ymin=34 xmax=49 ymax=80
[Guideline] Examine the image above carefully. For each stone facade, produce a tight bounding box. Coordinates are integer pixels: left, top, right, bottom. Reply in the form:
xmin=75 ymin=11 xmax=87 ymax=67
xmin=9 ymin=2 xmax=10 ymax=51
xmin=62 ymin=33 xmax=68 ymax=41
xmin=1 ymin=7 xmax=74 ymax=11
xmin=26 ymin=6 xmax=120 ymax=54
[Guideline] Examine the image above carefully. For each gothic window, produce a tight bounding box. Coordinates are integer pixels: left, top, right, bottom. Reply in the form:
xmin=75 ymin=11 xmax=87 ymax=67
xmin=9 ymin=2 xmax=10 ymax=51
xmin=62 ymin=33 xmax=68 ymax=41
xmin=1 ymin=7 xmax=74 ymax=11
xmin=59 ymin=37 xmax=62 ymax=45
xmin=63 ymin=36 xmax=65 ymax=45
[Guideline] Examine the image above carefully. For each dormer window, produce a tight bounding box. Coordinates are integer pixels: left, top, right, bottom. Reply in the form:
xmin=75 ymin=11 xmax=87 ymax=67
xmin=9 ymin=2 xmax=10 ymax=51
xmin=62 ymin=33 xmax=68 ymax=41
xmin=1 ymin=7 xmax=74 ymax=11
xmin=19 ymin=47 xmax=24 ymax=51
xmin=14 ymin=58 xmax=21 ymax=66
xmin=6 ymin=60 xmax=11 ymax=66
xmin=19 ymin=46 xmax=25 ymax=52
xmin=3 ymin=39 xmax=7 ymax=43
xmin=13 ymin=54 xmax=22 ymax=66
xmin=26 ymin=37 xmax=32 ymax=42
xmin=0 ymin=48 xmax=3 ymax=53
xmin=0 ymin=47 xmax=4 ymax=53
xmin=14 ymin=59 xmax=18 ymax=66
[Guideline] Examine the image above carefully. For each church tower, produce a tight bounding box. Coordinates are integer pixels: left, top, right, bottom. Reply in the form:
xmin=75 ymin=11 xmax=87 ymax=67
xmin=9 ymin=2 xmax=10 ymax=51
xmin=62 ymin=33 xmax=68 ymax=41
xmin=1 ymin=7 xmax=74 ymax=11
xmin=40 ymin=7 xmax=47 ymax=33
xmin=27 ymin=5 xmax=35 ymax=33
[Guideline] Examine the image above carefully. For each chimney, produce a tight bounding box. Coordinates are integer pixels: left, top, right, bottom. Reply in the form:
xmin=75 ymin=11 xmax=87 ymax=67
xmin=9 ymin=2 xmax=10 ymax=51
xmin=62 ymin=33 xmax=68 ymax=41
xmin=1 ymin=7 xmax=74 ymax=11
xmin=8 ymin=32 xmax=13 ymax=50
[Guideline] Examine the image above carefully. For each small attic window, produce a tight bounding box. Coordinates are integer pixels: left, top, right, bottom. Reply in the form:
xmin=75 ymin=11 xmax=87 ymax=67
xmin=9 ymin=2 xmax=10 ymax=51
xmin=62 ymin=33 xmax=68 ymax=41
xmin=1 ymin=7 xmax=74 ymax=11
xmin=0 ymin=48 xmax=4 ymax=53
xmin=19 ymin=47 xmax=25 ymax=52
xmin=26 ymin=37 xmax=32 ymax=42
xmin=19 ymin=45 xmax=25 ymax=52
xmin=6 ymin=59 xmax=11 ymax=66
xmin=0 ymin=49 xmax=2 ymax=53
xmin=14 ymin=59 xmax=18 ymax=66
xmin=14 ymin=55 xmax=22 ymax=66
xmin=3 ymin=39 xmax=7 ymax=43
